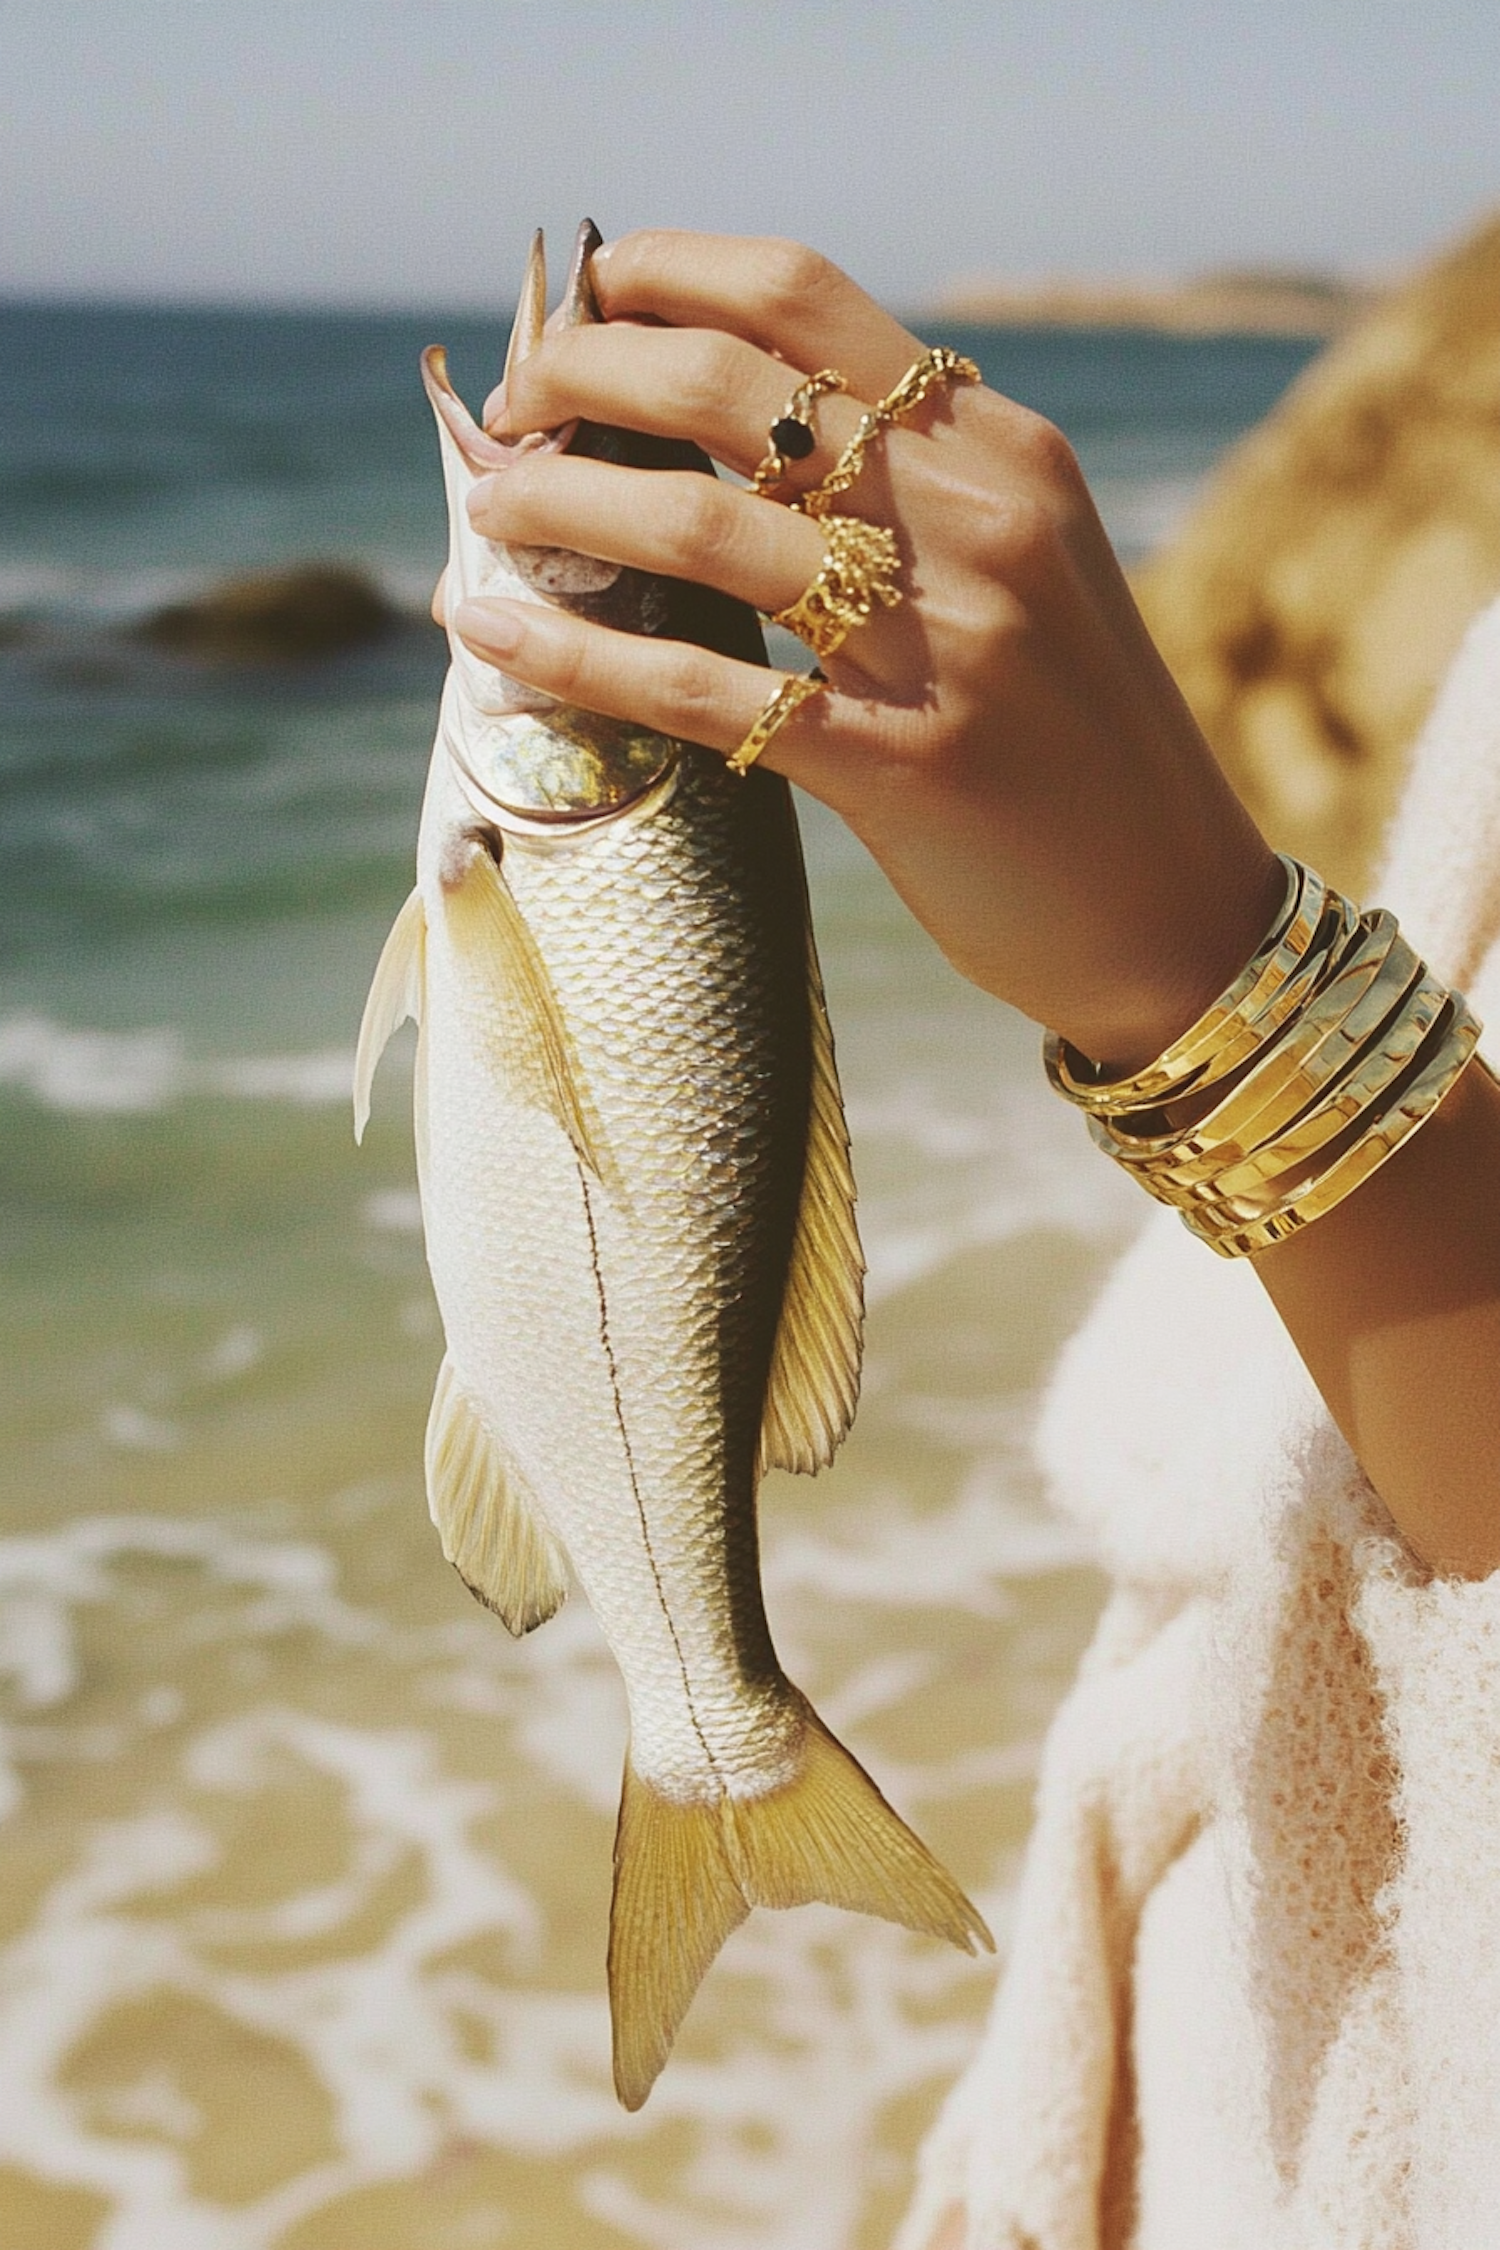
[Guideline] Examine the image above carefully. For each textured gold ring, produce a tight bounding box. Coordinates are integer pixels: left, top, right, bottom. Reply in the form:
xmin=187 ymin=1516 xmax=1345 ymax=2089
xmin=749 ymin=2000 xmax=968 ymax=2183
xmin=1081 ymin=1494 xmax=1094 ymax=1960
xmin=749 ymin=369 xmax=848 ymax=496
xmin=770 ymin=514 xmax=903 ymax=659
xmin=725 ymin=672 xmax=825 ymax=777
xmin=796 ymin=346 xmax=981 ymax=519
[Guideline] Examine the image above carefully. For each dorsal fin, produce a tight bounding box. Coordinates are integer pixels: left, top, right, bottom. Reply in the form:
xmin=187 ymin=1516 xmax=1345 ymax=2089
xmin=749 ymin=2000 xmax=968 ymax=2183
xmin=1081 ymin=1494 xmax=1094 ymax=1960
xmin=758 ymin=924 xmax=865 ymax=1476
xmin=353 ymin=888 xmax=426 ymax=1143
xmin=441 ymin=840 xmax=602 ymax=1175
xmin=425 ymin=1356 xmax=568 ymax=1636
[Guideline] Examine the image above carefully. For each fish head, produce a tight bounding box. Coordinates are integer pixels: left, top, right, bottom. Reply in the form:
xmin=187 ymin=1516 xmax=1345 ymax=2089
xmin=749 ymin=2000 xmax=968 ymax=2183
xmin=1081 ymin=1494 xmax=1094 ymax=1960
xmin=425 ymin=224 xmax=767 ymax=833
xmin=425 ymin=223 xmax=683 ymax=830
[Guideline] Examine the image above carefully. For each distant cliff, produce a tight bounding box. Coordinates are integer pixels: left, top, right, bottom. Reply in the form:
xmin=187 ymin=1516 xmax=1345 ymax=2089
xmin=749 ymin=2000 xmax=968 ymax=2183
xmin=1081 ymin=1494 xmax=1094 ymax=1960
xmin=1132 ymin=214 xmax=1500 ymax=894
xmin=933 ymin=267 xmax=1367 ymax=337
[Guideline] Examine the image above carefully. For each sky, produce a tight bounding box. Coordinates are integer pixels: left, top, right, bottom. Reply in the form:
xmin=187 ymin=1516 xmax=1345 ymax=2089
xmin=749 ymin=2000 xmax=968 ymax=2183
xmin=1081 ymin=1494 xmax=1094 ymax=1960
xmin=5 ymin=0 xmax=1500 ymax=311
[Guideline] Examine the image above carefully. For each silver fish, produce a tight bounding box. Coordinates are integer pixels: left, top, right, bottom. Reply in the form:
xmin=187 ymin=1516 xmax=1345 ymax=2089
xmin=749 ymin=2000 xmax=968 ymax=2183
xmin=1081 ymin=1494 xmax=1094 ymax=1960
xmin=356 ymin=222 xmax=990 ymax=2110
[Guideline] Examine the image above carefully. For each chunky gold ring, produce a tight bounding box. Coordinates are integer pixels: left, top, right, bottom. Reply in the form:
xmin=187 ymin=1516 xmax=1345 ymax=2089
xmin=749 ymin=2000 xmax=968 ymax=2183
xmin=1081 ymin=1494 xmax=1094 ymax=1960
xmin=770 ymin=514 xmax=903 ymax=659
xmin=749 ymin=369 xmax=848 ymax=496
xmin=796 ymin=346 xmax=981 ymax=518
xmin=725 ymin=672 xmax=825 ymax=777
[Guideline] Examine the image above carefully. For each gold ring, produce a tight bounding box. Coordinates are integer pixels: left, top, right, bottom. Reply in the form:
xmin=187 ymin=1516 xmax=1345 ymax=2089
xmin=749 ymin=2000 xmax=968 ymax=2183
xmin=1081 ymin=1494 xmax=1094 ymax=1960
xmin=725 ymin=672 xmax=825 ymax=777
xmin=770 ymin=514 xmax=903 ymax=659
xmin=796 ymin=346 xmax=981 ymax=518
xmin=749 ymin=369 xmax=848 ymax=496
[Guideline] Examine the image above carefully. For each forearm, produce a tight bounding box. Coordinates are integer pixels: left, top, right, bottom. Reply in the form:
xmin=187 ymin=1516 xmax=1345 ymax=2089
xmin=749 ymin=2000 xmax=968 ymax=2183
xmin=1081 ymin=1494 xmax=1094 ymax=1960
xmin=1254 ymin=1052 xmax=1500 ymax=1577
xmin=452 ymin=226 xmax=1500 ymax=1582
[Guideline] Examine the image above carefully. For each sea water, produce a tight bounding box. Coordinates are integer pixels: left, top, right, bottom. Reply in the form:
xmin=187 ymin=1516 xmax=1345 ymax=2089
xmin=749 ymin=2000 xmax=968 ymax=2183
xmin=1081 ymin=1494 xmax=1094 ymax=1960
xmin=0 ymin=307 xmax=1317 ymax=2250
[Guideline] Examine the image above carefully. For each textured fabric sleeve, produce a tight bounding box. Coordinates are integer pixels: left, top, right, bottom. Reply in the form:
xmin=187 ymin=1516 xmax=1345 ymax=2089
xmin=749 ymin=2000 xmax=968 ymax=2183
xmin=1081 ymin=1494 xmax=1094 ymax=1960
xmin=896 ymin=1589 xmax=1214 ymax=2250
xmin=1353 ymin=1508 xmax=1500 ymax=2250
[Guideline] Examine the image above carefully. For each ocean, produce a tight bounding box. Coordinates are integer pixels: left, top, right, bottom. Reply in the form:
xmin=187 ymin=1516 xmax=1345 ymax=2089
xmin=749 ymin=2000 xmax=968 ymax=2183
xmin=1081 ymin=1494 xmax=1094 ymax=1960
xmin=0 ymin=305 xmax=1317 ymax=2250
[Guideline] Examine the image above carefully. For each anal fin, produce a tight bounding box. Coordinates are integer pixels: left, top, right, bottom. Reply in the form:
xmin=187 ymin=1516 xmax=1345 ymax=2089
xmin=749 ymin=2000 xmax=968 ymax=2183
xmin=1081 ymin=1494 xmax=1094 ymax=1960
xmin=425 ymin=1356 xmax=567 ymax=1636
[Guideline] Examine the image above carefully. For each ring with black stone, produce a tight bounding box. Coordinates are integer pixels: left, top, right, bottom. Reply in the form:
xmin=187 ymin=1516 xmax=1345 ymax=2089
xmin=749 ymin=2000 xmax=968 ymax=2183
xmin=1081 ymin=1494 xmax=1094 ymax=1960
xmin=750 ymin=369 xmax=849 ymax=496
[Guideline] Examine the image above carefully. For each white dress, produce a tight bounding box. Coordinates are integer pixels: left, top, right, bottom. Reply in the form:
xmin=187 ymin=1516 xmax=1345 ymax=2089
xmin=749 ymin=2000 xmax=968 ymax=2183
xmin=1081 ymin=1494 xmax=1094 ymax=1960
xmin=898 ymin=596 xmax=1500 ymax=2250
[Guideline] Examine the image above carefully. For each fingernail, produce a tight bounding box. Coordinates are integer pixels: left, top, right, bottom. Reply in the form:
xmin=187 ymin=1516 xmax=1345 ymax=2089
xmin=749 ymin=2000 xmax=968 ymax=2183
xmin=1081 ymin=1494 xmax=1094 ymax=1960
xmin=454 ymin=597 xmax=524 ymax=657
xmin=465 ymin=476 xmax=499 ymax=522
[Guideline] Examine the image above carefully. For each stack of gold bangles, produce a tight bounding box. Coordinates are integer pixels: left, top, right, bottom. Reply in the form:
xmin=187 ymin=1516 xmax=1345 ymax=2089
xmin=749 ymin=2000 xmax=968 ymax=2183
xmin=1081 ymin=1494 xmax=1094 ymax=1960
xmin=1044 ymin=855 xmax=1487 ymax=1256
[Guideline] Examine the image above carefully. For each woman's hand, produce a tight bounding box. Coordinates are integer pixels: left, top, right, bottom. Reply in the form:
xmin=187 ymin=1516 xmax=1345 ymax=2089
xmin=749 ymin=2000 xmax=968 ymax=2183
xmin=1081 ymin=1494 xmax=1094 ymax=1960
xmin=452 ymin=229 xmax=1282 ymax=1076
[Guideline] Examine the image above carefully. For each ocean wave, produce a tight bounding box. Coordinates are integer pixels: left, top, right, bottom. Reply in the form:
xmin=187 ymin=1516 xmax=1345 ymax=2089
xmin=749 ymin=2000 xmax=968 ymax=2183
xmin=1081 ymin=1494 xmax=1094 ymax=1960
xmin=0 ymin=1504 xmax=1029 ymax=2248
xmin=0 ymin=1014 xmax=354 ymax=1113
xmin=848 ymin=1071 xmax=1142 ymax=1302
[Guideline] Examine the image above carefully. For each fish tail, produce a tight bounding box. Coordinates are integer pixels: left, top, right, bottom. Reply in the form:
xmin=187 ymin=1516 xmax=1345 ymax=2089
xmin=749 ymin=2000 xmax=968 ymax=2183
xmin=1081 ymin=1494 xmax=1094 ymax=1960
xmin=607 ymin=1698 xmax=992 ymax=2110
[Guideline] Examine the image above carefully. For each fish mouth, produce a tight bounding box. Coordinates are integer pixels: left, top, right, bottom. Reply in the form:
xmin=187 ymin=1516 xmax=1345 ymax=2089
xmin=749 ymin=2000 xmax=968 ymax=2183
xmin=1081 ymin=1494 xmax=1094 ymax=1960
xmin=420 ymin=219 xmax=603 ymax=475
xmin=423 ymin=224 xmax=767 ymax=832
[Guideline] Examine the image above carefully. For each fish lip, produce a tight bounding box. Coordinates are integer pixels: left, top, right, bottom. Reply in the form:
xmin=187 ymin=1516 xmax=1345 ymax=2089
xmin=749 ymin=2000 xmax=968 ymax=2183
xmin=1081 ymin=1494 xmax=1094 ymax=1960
xmin=423 ymin=218 xmax=604 ymax=474
xmin=561 ymin=218 xmax=605 ymax=327
xmin=421 ymin=345 xmax=578 ymax=477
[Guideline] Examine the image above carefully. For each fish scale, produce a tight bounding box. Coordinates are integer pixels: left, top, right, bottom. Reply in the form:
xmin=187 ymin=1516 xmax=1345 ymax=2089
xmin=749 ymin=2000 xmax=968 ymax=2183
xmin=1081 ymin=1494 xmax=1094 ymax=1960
xmin=421 ymin=748 xmax=810 ymax=1794
xmin=355 ymin=219 xmax=989 ymax=2110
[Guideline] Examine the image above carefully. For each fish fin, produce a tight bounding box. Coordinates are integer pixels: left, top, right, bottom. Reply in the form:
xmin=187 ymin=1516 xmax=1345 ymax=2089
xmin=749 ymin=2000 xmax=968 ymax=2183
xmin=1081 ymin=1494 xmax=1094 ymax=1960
xmin=725 ymin=1702 xmax=992 ymax=1955
xmin=442 ymin=841 xmax=602 ymax=1176
xmin=758 ymin=932 xmax=865 ymax=1475
xmin=606 ymin=1703 xmax=991 ymax=2110
xmin=425 ymin=1355 xmax=568 ymax=1636
xmin=608 ymin=1762 xmax=750 ymax=2111
xmin=354 ymin=888 xmax=426 ymax=1143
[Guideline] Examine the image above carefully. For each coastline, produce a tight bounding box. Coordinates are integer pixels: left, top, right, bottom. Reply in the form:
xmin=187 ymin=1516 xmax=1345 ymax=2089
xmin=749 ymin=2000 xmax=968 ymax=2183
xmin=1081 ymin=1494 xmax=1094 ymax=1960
xmin=923 ymin=269 xmax=1370 ymax=339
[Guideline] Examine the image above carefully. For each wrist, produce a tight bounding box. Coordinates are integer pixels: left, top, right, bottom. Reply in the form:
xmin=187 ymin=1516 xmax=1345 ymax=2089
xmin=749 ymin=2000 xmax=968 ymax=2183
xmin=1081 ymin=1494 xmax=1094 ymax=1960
xmin=1055 ymin=841 xmax=1287 ymax=1080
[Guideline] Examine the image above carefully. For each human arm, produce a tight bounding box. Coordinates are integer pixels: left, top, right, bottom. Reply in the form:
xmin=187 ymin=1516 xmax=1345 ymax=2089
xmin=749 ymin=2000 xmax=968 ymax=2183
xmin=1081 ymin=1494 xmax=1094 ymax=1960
xmin=452 ymin=229 xmax=1500 ymax=1579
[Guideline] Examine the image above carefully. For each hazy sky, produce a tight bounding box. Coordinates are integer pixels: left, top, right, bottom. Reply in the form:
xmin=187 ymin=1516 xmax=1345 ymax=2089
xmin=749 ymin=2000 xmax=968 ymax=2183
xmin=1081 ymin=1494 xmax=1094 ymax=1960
xmin=5 ymin=0 xmax=1499 ymax=309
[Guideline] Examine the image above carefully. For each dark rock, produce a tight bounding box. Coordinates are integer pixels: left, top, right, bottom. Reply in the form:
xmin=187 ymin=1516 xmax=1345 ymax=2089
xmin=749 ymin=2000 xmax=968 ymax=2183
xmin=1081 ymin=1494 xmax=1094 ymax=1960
xmin=136 ymin=564 xmax=401 ymax=661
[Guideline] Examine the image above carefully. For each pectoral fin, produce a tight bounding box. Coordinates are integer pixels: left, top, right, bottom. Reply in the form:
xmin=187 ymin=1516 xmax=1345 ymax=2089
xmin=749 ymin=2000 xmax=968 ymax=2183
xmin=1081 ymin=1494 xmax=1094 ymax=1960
xmin=442 ymin=840 xmax=602 ymax=1176
xmin=354 ymin=888 xmax=426 ymax=1142
xmin=607 ymin=1701 xmax=990 ymax=2111
xmin=758 ymin=931 xmax=865 ymax=1475
xmin=425 ymin=1356 xmax=568 ymax=1636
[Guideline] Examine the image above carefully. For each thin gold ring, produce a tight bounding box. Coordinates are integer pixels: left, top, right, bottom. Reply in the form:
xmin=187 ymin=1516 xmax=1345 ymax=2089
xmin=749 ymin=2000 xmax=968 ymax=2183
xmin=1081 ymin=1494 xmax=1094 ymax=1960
xmin=725 ymin=672 xmax=825 ymax=777
xmin=796 ymin=346 xmax=981 ymax=518
xmin=749 ymin=369 xmax=848 ymax=496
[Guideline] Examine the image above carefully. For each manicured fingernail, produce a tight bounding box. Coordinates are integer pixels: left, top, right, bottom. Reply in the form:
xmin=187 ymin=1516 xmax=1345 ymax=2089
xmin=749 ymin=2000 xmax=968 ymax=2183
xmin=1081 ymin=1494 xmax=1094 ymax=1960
xmin=465 ymin=475 xmax=499 ymax=522
xmin=454 ymin=597 xmax=524 ymax=656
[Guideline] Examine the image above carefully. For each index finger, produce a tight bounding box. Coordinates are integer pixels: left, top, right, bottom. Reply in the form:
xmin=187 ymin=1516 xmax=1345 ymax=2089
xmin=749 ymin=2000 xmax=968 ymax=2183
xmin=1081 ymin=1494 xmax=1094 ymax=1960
xmin=591 ymin=231 xmax=924 ymax=401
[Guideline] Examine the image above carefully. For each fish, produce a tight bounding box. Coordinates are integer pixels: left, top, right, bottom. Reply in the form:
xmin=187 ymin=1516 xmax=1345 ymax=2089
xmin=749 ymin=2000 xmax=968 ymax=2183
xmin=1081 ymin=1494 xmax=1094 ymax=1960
xmin=355 ymin=220 xmax=992 ymax=2110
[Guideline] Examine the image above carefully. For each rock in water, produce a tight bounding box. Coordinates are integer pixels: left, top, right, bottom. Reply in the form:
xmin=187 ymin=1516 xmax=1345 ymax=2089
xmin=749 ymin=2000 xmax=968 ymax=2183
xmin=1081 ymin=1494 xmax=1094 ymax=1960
xmin=1136 ymin=213 xmax=1500 ymax=894
xmin=138 ymin=564 xmax=399 ymax=660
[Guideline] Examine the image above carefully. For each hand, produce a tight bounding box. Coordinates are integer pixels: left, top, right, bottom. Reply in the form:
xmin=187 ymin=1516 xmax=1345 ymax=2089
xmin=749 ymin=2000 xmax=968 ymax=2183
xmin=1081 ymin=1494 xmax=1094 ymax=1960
xmin=454 ymin=230 xmax=1281 ymax=1073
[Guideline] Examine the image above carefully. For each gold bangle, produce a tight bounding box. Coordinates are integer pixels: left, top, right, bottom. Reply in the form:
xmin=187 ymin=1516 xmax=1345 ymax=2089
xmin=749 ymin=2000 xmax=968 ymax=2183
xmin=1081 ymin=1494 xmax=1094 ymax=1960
xmin=1193 ymin=965 xmax=1447 ymax=1212
xmin=1187 ymin=995 xmax=1483 ymax=1256
xmin=795 ymin=346 xmax=981 ymax=519
xmin=750 ymin=369 xmax=848 ymax=497
xmin=769 ymin=514 xmax=903 ymax=659
xmin=1042 ymin=854 xmax=1487 ymax=1260
xmin=1094 ymin=909 xmax=1407 ymax=1187
xmin=725 ymin=672 xmax=824 ymax=777
xmin=1044 ymin=855 xmax=1325 ymax=1113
